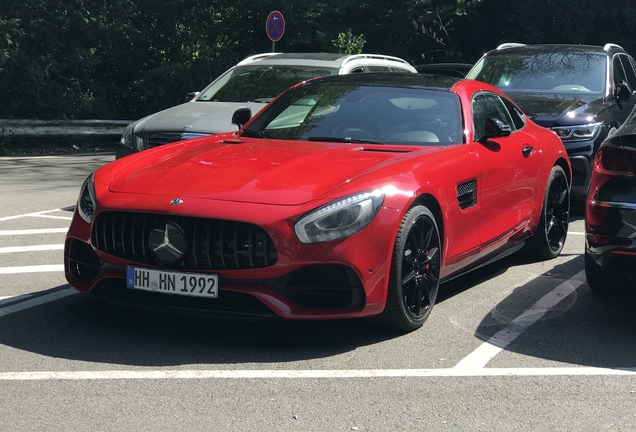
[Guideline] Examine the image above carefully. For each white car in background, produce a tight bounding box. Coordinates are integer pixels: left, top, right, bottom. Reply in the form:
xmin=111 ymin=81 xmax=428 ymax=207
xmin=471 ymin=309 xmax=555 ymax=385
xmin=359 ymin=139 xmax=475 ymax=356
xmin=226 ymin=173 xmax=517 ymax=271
xmin=116 ymin=52 xmax=417 ymax=158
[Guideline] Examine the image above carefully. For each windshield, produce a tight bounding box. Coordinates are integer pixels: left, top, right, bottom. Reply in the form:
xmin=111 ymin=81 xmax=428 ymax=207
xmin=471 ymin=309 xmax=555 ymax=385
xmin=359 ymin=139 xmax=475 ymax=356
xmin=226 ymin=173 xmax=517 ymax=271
xmin=467 ymin=51 xmax=607 ymax=95
xmin=196 ymin=65 xmax=340 ymax=103
xmin=241 ymin=84 xmax=463 ymax=145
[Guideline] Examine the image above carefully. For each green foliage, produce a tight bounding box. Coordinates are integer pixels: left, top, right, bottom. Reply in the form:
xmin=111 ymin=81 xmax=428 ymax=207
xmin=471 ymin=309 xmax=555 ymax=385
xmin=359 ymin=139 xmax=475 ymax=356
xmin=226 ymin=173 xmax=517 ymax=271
xmin=1 ymin=0 xmax=635 ymax=121
xmin=332 ymin=29 xmax=366 ymax=54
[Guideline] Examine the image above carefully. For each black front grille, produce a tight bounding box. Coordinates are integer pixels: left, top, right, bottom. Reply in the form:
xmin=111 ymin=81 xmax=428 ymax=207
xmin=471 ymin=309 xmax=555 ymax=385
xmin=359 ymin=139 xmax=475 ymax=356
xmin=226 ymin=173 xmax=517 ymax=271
xmin=92 ymin=211 xmax=278 ymax=270
xmin=146 ymin=133 xmax=183 ymax=149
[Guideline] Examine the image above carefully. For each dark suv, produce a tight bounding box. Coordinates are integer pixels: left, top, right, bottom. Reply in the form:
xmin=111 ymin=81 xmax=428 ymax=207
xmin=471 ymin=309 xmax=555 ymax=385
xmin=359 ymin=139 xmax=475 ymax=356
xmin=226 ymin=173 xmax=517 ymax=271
xmin=466 ymin=43 xmax=636 ymax=199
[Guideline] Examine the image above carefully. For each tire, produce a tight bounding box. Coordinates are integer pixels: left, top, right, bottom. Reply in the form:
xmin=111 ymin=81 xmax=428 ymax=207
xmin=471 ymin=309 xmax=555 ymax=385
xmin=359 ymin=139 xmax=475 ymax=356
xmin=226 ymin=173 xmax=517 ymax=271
xmin=375 ymin=205 xmax=442 ymax=332
xmin=525 ymin=165 xmax=570 ymax=260
xmin=585 ymin=252 xmax=609 ymax=296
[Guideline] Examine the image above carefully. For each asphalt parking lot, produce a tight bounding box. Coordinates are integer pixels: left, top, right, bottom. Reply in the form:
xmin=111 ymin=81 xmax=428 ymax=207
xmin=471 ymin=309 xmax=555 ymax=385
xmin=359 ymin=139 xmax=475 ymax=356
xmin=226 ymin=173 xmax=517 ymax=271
xmin=1 ymin=152 xmax=636 ymax=431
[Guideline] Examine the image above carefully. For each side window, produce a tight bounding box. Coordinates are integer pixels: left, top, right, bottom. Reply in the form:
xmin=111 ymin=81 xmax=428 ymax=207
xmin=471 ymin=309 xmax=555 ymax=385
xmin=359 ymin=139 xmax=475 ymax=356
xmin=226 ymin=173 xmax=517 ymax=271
xmin=472 ymin=93 xmax=515 ymax=141
xmin=613 ymin=56 xmax=628 ymax=87
xmin=366 ymin=66 xmax=392 ymax=72
xmin=349 ymin=67 xmax=365 ymax=74
xmin=501 ymin=97 xmax=526 ymax=130
xmin=619 ymin=55 xmax=636 ymax=90
xmin=391 ymin=67 xmax=413 ymax=73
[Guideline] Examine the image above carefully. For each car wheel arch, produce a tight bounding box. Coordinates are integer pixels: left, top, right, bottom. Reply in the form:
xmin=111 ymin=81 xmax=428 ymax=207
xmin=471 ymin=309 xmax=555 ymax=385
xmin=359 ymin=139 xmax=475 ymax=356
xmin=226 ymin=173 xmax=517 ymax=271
xmin=409 ymin=194 xmax=445 ymax=256
xmin=555 ymin=157 xmax=572 ymax=186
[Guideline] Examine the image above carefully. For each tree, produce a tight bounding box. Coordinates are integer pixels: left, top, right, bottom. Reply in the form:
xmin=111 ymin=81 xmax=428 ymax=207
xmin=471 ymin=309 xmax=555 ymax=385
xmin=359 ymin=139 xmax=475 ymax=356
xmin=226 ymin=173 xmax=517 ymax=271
xmin=332 ymin=29 xmax=366 ymax=54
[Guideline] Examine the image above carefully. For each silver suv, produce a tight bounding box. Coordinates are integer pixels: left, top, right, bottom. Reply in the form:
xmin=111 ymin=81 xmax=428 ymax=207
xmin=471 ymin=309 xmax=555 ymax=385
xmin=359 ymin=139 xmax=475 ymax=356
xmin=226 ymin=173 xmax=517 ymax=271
xmin=116 ymin=53 xmax=417 ymax=158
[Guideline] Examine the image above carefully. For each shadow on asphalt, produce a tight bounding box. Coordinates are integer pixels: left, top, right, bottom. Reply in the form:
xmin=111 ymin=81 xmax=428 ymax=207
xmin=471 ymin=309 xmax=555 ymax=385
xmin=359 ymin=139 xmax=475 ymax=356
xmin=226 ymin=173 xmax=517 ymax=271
xmin=0 ymin=285 xmax=406 ymax=366
xmin=1 ymin=247 xmax=635 ymax=369
xmin=443 ymin=252 xmax=636 ymax=369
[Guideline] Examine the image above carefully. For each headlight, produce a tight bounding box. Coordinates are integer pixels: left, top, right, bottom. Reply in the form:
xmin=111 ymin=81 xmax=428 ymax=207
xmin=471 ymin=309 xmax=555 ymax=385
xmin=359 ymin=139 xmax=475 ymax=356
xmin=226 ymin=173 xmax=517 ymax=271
xmin=120 ymin=124 xmax=134 ymax=149
xmin=78 ymin=173 xmax=96 ymax=224
xmin=294 ymin=190 xmax=384 ymax=244
xmin=551 ymin=122 xmax=602 ymax=141
xmin=120 ymin=123 xmax=145 ymax=151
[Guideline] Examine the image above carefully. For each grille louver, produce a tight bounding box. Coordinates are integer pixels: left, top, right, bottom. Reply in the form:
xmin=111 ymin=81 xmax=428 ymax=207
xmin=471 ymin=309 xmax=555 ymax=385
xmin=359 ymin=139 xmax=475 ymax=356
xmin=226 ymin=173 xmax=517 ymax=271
xmin=92 ymin=211 xmax=278 ymax=270
xmin=456 ymin=180 xmax=477 ymax=210
xmin=146 ymin=133 xmax=184 ymax=149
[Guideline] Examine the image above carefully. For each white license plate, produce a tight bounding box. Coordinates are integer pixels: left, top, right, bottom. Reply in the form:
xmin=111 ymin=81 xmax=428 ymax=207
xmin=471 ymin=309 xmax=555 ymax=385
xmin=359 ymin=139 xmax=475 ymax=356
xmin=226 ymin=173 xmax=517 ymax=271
xmin=126 ymin=266 xmax=218 ymax=298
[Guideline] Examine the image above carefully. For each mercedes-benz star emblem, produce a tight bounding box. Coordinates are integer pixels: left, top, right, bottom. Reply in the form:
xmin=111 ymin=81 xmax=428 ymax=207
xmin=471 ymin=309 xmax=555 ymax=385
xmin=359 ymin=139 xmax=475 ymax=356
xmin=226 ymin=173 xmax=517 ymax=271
xmin=149 ymin=221 xmax=187 ymax=263
xmin=170 ymin=198 xmax=183 ymax=206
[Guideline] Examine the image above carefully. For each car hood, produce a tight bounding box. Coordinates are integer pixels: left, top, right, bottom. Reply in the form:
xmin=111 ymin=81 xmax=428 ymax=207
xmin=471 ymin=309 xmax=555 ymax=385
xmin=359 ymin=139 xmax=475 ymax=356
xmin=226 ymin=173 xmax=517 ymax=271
xmin=137 ymin=101 xmax=269 ymax=135
xmin=505 ymin=93 xmax=609 ymax=127
xmin=108 ymin=138 xmax=434 ymax=205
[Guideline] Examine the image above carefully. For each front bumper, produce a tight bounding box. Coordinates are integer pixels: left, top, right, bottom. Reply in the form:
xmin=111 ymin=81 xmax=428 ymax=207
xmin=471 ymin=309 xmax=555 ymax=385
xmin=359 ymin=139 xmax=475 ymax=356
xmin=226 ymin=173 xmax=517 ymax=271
xmin=64 ymin=203 xmax=400 ymax=321
xmin=586 ymin=199 xmax=636 ymax=283
xmin=563 ymin=136 xmax=599 ymax=200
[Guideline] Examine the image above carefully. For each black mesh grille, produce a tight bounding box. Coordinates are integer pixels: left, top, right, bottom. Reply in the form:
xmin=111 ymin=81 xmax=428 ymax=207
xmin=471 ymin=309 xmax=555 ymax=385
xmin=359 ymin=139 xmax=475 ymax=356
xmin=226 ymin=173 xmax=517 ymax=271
xmin=146 ymin=133 xmax=183 ymax=149
xmin=92 ymin=211 xmax=278 ymax=270
xmin=456 ymin=180 xmax=477 ymax=210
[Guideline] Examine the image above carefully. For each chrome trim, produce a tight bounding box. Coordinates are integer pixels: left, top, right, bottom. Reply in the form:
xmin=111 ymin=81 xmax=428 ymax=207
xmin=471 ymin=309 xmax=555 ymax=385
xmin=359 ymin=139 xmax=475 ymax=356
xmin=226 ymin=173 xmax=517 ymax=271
xmin=589 ymin=200 xmax=636 ymax=211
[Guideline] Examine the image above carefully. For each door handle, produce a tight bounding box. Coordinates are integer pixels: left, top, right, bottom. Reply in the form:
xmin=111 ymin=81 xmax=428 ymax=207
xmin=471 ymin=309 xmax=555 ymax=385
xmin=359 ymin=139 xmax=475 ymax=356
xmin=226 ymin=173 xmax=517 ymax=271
xmin=522 ymin=145 xmax=534 ymax=158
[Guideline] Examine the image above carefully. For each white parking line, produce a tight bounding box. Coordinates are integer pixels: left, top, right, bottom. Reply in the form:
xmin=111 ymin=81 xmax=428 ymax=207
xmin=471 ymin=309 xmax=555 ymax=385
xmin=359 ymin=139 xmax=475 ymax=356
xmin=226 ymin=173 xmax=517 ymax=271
xmin=452 ymin=270 xmax=587 ymax=370
xmin=0 ymin=288 xmax=76 ymax=317
xmin=0 ymin=244 xmax=64 ymax=254
xmin=0 ymin=294 xmax=34 ymax=304
xmin=0 ymin=228 xmax=68 ymax=236
xmin=0 ymin=366 xmax=635 ymax=381
xmin=27 ymin=214 xmax=73 ymax=221
xmin=0 ymin=264 xmax=64 ymax=274
xmin=0 ymin=208 xmax=72 ymax=222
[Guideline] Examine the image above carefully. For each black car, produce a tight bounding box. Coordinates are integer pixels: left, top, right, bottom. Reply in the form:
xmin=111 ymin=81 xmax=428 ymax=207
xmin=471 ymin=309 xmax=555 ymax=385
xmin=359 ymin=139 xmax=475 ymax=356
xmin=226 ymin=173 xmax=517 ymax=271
xmin=415 ymin=63 xmax=473 ymax=78
xmin=585 ymin=105 xmax=636 ymax=293
xmin=466 ymin=43 xmax=636 ymax=200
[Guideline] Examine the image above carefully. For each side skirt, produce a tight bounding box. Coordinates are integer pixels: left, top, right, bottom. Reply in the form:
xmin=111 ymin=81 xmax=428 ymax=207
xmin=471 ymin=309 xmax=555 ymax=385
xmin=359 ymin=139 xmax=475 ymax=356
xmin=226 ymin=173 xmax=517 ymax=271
xmin=440 ymin=241 xmax=526 ymax=285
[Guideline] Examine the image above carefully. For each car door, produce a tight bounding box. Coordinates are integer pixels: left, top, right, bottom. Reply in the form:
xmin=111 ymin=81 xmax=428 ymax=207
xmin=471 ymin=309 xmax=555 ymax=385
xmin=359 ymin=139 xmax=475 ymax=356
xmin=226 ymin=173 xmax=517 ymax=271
xmin=470 ymin=92 xmax=542 ymax=251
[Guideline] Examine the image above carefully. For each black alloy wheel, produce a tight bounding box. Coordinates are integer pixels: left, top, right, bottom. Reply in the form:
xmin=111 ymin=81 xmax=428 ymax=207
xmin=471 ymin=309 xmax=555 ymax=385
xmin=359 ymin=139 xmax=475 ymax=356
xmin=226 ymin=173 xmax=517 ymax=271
xmin=526 ymin=165 xmax=570 ymax=260
xmin=545 ymin=168 xmax=570 ymax=252
xmin=376 ymin=205 xmax=441 ymax=331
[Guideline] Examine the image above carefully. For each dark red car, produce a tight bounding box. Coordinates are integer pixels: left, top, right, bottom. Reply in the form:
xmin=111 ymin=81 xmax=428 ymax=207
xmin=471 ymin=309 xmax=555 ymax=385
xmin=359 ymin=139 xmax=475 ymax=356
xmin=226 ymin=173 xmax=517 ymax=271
xmin=65 ymin=74 xmax=571 ymax=331
xmin=585 ymin=106 xmax=636 ymax=293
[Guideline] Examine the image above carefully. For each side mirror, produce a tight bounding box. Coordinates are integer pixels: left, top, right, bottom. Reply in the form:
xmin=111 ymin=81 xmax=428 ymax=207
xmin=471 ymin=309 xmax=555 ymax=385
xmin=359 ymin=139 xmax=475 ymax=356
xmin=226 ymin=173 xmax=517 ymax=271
xmin=186 ymin=91 xmax=200 ymax=102
xmin=615 ymin=80 xmax=633 ymax=104
xmin=478 ymin=117 xmax=512 ymax=143
xmin=231 ymin=108 xmax=252 ymax=130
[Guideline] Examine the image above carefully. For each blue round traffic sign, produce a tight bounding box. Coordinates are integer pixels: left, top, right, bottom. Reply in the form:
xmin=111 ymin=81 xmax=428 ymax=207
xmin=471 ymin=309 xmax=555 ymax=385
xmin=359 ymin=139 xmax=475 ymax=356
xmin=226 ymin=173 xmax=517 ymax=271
xmin=266 ymin=11 xmax=285 ymax=42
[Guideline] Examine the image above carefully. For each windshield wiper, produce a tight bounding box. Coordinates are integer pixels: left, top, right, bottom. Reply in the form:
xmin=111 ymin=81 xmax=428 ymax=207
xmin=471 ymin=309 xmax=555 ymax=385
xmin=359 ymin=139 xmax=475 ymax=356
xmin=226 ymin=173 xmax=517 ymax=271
xmin=307 ymin=136 xmax=384 ymax=144
xmin=239 ymin=129 xmax=267 ymax=138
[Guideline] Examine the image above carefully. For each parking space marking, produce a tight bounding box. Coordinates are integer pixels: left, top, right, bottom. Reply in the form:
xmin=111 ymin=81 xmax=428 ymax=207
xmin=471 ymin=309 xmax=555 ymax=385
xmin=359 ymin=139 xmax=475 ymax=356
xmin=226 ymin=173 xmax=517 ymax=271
xmin=1 ymin=366 xmax=635 ymax=381
xmin=0 ymin=228 xmax=68 ymax=236
xmin=0 ymin=264 xmax=64 ymax=274
xmin=0 ymin=288 xmax=75 ymax=318
xmin=452 ymin=270 xmax=587 ymax=370
xmin=0 ymin=208 xmax=72 ymax=222
xmin=27 ymin=214 xmax=73 ymax=221
xmin=0 ymin=244 xmax=64 ymax=254
xmin=0 ymin=294 xmax=34 ymax=304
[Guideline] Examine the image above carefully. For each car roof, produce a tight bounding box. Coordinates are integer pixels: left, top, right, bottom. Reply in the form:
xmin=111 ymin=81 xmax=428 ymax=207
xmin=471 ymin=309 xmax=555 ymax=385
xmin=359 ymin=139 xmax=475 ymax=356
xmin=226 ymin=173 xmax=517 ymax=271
xmin=299 ymin=72 xmax=462 ymax=91
xmin=484 ymin=43 xmax=626 ymax=56
xmin=237 ymin=52 xmax=416 ymax=70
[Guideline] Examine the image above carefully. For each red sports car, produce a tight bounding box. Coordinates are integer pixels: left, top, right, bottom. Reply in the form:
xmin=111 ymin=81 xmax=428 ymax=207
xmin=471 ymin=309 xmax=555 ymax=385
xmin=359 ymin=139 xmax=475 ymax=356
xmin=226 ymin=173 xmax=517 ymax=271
xmin=65 ymin=74 xmax=571 ymax=331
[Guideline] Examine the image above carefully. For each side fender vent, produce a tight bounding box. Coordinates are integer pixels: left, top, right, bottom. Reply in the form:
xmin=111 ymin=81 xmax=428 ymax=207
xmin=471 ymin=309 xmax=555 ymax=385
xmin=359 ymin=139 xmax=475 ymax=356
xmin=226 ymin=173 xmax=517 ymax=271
xmin=457 ymin=180 xmax=477 ymax=210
